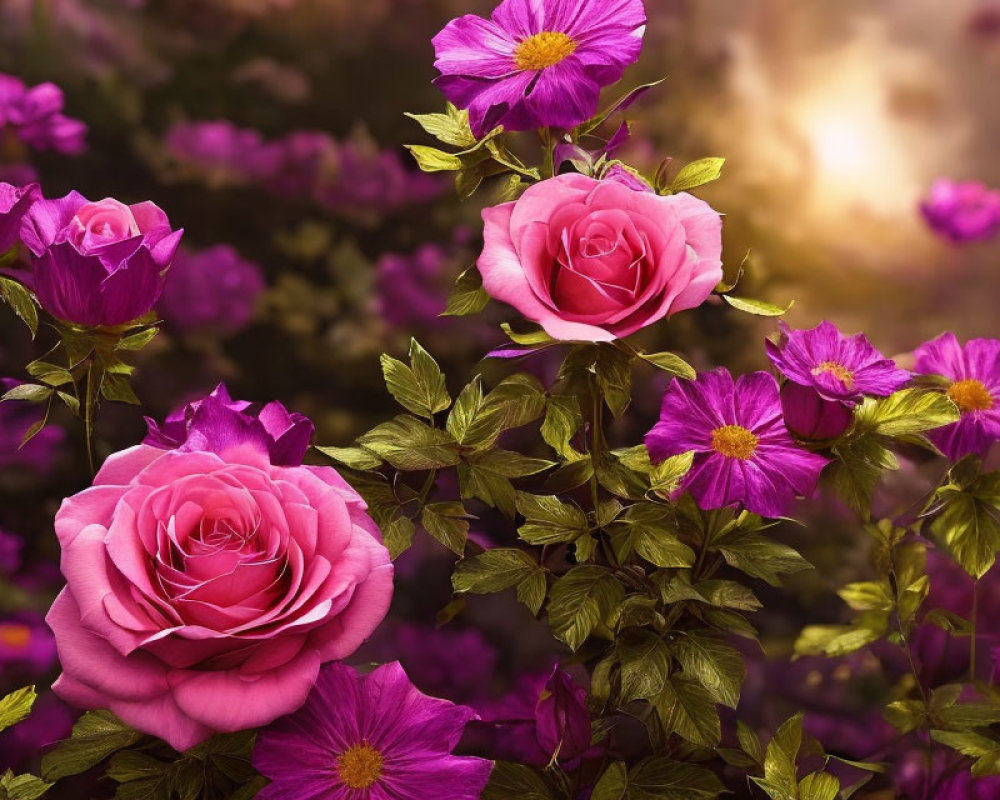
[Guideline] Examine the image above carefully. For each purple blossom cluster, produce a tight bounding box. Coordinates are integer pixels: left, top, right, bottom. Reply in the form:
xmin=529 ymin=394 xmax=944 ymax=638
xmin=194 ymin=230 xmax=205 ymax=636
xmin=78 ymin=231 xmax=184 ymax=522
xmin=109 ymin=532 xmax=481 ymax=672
xmin=921 ymin=178 xmax=1000 ymax=243
xmin=165 ymin=120 xmax=443 ymax=217
xmin=0 ymin=72 xmax=86 ymax=156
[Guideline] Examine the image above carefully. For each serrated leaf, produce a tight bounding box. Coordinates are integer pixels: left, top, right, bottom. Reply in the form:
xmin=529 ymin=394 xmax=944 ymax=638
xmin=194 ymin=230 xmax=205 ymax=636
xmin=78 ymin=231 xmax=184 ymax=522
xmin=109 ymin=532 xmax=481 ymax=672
xmin=672 ymin=633 xmax=744 ymax=708
xmin=463 ymin=373 xmax=546 ymax=449
xmin=626 ymin=758 xmax=724 ymax=800
xmin=0 ymin=686 xmax=36 ymax=733
xmin=452 ymin=548 xmax=539 ymax=594
xmin=541 ymin=394 xmax=584 ymax=460
xmin=101 ymin=372 xmax=140 ymax=404
xmin=669 ymin=157 xmax=726 ymax=194
xmin=405 ymin=144 xmax=464 ymax=172
xmin=380 ymin=340 xmax=450 ymax=419
xmin=794 ymin=623 xmax=885 ymax=657
xmin=648 ymin=451 xmax=695 ymax=498
xmin=655 ymin=675 xmax=721 ymax=747
xmin=482 ymin=762 xmax=552 ymax=800
xmin=107 ymin=751 xmax=165 ymax=783
xmin=116 ymin=327 xmax=159 ymax=351
xmin=884 ymin=699 xmax=927 ymax=733
xmin=639 ymin=351 xmax=696 ymax=379
xmin=447 ymin=378 xmax=485 ymax=443
xmin=547 ymin=566 xmax=624 ymax=651
xmin=827 ymin=436 xmax=898 ymax=517
xmin=930 ymin=489 xmax=1000 ymax=578
xmin=1 ymin=384 xmax=51 ymax=403
xmin=422 ymin=502 xmax=469 ymax=555
xmin=760 ymin=714 xmax=803 ymax=799
xmin=713 ymin=533 xmax=811 ymax=586
xmin=358 ymin=416 xmax=460 ymax=470
xmin=799 ymin=772 xmax=839 ymax=800
xmin=406 ymin=106 xmax=477 ymax=148
xmin=0 ymin=771 xmax=51 ymax=800
xmin=855 ymin=389 xmax=960 ymax=437
xmin=0 ymin=277 xmax=38 ymax=337
xmin=516 ymin=570 xmax=547 ymax=615
xmin=384 ymin=516 xmax=416 ymax=560
xmin=459 ymin=461 xmax=517 ymax=518
xmin=738 ymin=721 xmax=764 ymax=763
xmin=621 ymin=503 xmax=696 ymax=568
xmin=443 ymin=266 xmax=489 ymax=317
xmin=516 ymin=492 xmax=588 ymax=545
xmin=592 ymin=762 xmax=628 ymax=800
xmin=837 ymin=580 xmax=893 ymax=612
xmin=41 ymin=711 xmax=144 ymax=781
xmin=618 ymin=630 xmax=671 ymax=703
xmin=697 ymin=580 xmax=762 ymax=612
xmin=723 ymin=295 xmax=792 ymax=317
xmin=315 ymin=445 xmax=383 ymax=471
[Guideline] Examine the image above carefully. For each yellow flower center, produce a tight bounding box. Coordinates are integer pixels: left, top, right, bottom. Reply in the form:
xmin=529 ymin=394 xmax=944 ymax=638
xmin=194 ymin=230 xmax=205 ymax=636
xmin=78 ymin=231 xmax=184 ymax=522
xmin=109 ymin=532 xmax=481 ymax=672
xmin=711 ymin=425 xmax=759 ymax=460
xmin=0 ymin=623 xmax=31 ymax=649
xmin=514 ymin=32 xmax=578 ymax=71
xmin=336 ymin=741 xmax=384 ymax=790
xmin=811 ymin=361 xmax=855 ymax=389
xmin=947 ymin=379 xmax=994 ymax=413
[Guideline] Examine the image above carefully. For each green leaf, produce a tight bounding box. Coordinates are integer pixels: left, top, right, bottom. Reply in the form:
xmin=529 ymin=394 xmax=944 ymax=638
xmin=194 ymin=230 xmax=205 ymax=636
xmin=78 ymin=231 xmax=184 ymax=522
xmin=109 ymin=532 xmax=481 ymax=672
xmin=855 ymin=389 xmax=960 ymax=437
xmin=463 ymin=373 xmax=546 ymax=449
xmin=547 ymin=566 xmax=624 ymax=651
xmin=672 ymin=632 xmax=744 ymax=708
xmin=931 ymin=730 xmax=1000 ymax=777
xmin=638 ymin=351 xmax=696 ymax=380
xmin=315 ymin=445 xmax=383 ymax=471
xmin=838 ymin=580 xmax=893 ymax=612
xmin=452 ymin=548 xmax=539 ymax=594
xmin=516 ymin=492 xmax=588 ymax=545
xmin=648 ymin=451 xmax=695 ymax=498
xmin=516 ymin=570 xmax=547 ymax=616
xmin=930 ymin=488 xmax=1000 ymax=578
xmin=41 ymin=710 xmax=144 ymax=781
xmin=479 ymin=451 xmax=555 ymax=478
xmin=1 ymin=384 xmax=51 ymax=403
xmin=626 ymin=757 xmax=724 ymax=800
xmin=884 ymin=699 xmax=928 ymax=734
xmin=668 ymin=157 xmax=726 ymax=194
xmin=541 ymin=394 xmax=585 ymax=460
xmin=100 ymin=372 xmax=140 ymax=404
xmin=697 ymin=580 xmax=762 ymax=611
xmin=794 ymin=623 xmax=885 ymax=657
xmin=459 ymin=461 xmax=517 ymax=518
xmin=738 ymin=721 xmax=765 ymax=764
xmin=422 ymin=502 xmax=470 ymax=555
xmin=592 ymin=762 xmax=628 ymax=800
xmin=722 ymin=295 xmax=792 ymax=317
xmin=482 ymin=762 xmax=552 ymax=800
xmin=116 ymin=327 xmax=159 ymax=351
xmin=654 ymin=675 xmax=721 ymax=747
xmin=107 ymin=751 xmax=166 ymax=783
xmin=758 ymin=714 xmax=803 ymax=799
xmin=936 ymin=702 xmax=1000 ymax=729
xmin=447 ymin=378 xmax=485 ymax=444
xmin=619 ymin=503 xmax=696 ymax=568
xmin=405 ymin=144 xmax=465 ymax=172
xmin=500 ymin=323 xmax=555 ymax=346
xmin=713 ymin=533 xmax=811 ymax=586
xmin=799 ymin=772 xmax=840 ymax=800
xmin=405 ymin=105 xmax=477 ymax=148
xmin=358 ymin=416 xmax=460 ymax=470
xmin=443 ymin=266 xmax=490 ymax=317
xmin=618 ymin=630 xmax=671 ymax=703
xmin=0 ymin=277 xmax=38 ymax=337
xmin=380 ymin=339 xmax=451 ymax=419
xmin=827 ymin=436 xmax=898 ymax=517
xmin=0 ymin=771 xmax=51 ymax=800
xmin=0 ymin=687 xmax=36 ymax=733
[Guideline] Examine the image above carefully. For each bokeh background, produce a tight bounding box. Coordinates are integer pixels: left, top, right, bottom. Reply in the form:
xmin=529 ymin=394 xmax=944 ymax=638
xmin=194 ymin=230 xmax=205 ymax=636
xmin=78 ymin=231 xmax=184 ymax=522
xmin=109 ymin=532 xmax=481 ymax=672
xmin=1 ymin=1 xmax=999 ymax=796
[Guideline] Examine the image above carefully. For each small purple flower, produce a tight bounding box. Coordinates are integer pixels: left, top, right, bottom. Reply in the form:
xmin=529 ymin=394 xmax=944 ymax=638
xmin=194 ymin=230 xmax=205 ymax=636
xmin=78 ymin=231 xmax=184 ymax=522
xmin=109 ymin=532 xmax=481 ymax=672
xmin=0 ymin=612 xmax=57 ymax=675
xmin=920 ymin=178 xmax=1000 ymax=243
xmin=645 ymin=369 xmax=829 ymax=518
xmin=0 ymin=73 xmax=86 ymax=154
xmin=21 ymin=192 xmax=183 ymax=326
xmin=433 ymin=0 xmax=647 ymax=137
xmin=143 ymin=383 xmax=314 ymax=467
xmin=253 ymin=661 xmax=493 ymax=800
xmin=165 ymin=120 xmax=282 ymax=186
xmin=0 ymin=181 xmax=39 ymax=251
xmin=157 ymin=245 xmax=265 ymax=337
xmin=535 ymin=667 xmax=592 ymax=761
xmin=914 ymin=332 xmax=1000 ymax=460
xmin=766 ymin=321 xmax=910 ymax=440
xmin=375 ymin=243 xmax=449 ymax=328
xmin=265 ymin=131 xmax=337 ymax=198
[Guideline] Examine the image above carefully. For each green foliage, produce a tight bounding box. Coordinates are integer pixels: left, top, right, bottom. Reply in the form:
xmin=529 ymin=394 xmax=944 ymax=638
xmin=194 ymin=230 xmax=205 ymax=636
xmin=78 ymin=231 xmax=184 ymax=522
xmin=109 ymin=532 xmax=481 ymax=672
xmin=380 ymin=338 xmax=451 ymax=419
xmin=443 ymin=265 xmax=490 ymax=317
xmin=721 ymin=295 xmax=793 ymax=317
xmin=42 ymin=711 xmax=145 ymax=781
xmin=0 ymin=687 xmax=36 ymax=733
xmin=359 ymin=415 xmax=461 ymax=470
xmin=926 ymin=465 xmax=1000 ymax=578
xmin=0 ymin=772 xmax=51 ymax=800
xmin=482 ymin=762 xmax=553 ymax=800
xmin=666 ymin=157 xmax=726 ymax=194
xmin=547 ymin=566 xmax=624 ymax=651
xmin=0 ymin=276 xmax=38 ymax=337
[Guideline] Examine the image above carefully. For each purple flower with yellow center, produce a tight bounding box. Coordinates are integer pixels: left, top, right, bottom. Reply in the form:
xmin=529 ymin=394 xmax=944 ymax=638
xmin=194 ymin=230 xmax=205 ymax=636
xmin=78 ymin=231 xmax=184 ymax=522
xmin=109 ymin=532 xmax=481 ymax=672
xmin=644 ymin=369 xmax=829 ymax=518
xmin=0 ymin=612 xmax=57 ymax=675
xmin=765 ymin=321 xmax=910 ymax=440
xmin=914 ymin=332 xmax=1000 ymax=460
xmin=432 ymin=0 xmax=647 ymax=137
xmin=253 ymin=661 xmax=493 ymax=800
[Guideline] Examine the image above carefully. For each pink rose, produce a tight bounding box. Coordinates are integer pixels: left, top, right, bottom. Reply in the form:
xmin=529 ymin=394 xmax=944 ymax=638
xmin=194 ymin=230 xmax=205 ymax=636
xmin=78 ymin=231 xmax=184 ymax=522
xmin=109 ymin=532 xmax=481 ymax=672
xmin=478 ymin=174 xmax=723 ymax=341
xmin=46 ymin=439 xmax=393 ymax=751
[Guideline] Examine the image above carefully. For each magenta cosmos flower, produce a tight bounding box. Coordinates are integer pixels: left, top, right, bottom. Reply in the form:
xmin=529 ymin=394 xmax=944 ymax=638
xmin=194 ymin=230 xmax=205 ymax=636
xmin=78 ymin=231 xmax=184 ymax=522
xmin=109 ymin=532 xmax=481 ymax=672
xmin=920 ymin=179 xmax=1000 ymax=243
xmin=253 ymin=661 xmax=493 ymax=800
xmin=46 ymin=391 xmax=393 ymax=751
xmin=766 ymin=321 xmax=910 ymax=440
xmin=479 ymin=173 xmax=722 ymax=341
xmin=433 ymin=0 xmax=647 ymax=137
xmin=914 ymin=332 xmax=1000 ymax=460
xmin=645 ymin=370 xmax=829 ymax=518
xmin=21 ymin=192 xmax=183 ymax=326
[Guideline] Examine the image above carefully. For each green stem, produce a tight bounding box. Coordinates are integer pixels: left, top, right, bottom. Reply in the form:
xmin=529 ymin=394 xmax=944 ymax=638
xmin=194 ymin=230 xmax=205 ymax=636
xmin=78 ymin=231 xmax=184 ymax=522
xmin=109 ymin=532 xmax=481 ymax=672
xmin=83 ymin=358 xmax=99 ymax=476
xmin=971 ymin=578 xmax=980 ymax=682
xmin=539 ymin=128 xmax=555 ymax=179
xmin=589 ymin=378 xmax=604 ymax=512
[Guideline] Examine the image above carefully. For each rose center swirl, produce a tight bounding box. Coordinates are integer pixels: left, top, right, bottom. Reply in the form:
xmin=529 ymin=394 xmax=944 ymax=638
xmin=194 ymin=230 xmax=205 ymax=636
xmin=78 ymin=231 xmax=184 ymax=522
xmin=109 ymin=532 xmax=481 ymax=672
xmin=514 ymin=32 xmax=578 ymax=71
xmin=336 ymin=741 xmax=384 ymax=789
xmin=947 ymin=378 xmax=994 ymax=413
xmin=711 ymin=425 xmax=759 ymax=460
xmin=810 ymin=361 xmax=855 ymax=389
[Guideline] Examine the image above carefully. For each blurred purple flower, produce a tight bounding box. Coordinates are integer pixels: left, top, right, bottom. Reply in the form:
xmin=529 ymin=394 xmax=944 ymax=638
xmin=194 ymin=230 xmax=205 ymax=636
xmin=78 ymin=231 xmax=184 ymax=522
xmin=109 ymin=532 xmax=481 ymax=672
xmin=0 ymin=692 xmax=74 ymax=771
xmin=0 ymin=378 xmax=65 ymax=476
xmin=0 ymin=163 xmax=38 ymax=187
xmin=920 ymin=178 xmax=1000 ymax=243
xmin=0 ymin=73 xmax=86 ymax=154
xmin=265 ymin=131 xmax=337 ymax=197
xmin=0 ymin=612 xmax=57 ymax=675
xmin=144 ymin=383 xmax=314 ymax=467
xmin=432 ymin=0 xmax=647 ymax=137
xmin=0 ymin=528 xmax=22 ymax=573
xmin=158 ymin=245 xmax=265 ymax=337
xmin=913 ymin=332 xmax=1000 ymax=460
xmin=253 ymin=661 xmax=492 ymax=800
xmin=645 ymin=369 xmax=829 ymax=517
xmin=0 ymin=180 xmax=39 ymax=252
xmin=375 ymin=243 xmax=449 ymax=328
xmin=165 ymin=120 xmax=281 ymax=186
xmin=21 ymin=192 xmax=183 ymax=326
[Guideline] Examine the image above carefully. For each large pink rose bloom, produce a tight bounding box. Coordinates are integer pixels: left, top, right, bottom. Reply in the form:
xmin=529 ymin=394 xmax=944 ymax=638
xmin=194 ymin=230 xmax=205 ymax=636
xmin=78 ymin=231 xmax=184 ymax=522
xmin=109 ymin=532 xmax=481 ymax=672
xmin=46 ymin=431 xmax=393 ymax=751
xmin=478 ymin=174 xmax=723 ymax=341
